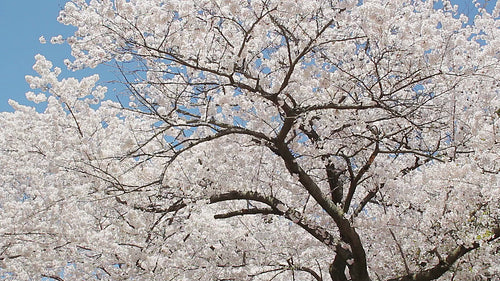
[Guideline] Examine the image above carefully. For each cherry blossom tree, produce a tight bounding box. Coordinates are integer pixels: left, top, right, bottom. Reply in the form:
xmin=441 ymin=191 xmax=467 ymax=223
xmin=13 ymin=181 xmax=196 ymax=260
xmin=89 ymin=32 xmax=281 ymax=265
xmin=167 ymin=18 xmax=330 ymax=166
xmin=1 ymin=0 xmax=499 ymax=280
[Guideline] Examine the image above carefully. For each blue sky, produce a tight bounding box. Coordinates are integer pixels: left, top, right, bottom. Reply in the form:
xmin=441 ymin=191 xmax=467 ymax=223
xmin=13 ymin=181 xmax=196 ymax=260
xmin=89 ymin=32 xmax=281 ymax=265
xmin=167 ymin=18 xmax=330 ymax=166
xmin=0 ymin=1 xmax=71 ymax=112
xmin=0 ymin=0 xmax=496 ymax=112
xmin=0 ymin=1 xmax=119 ymax=112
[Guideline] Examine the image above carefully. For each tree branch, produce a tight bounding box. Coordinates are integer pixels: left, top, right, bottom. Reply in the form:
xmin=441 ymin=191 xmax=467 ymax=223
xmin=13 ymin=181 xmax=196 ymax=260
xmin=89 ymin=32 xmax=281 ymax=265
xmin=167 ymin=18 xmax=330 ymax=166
xmin=387 ymin=227 xmax=500 ymax=281
xmin=41 ymin=275 xmax=64 ymax=281
xmin=344 ymin=142 xmax=379 ymax=213
xmin=210 ymin=191 xmax=340 ymax=248
xmin=351 ymin=183 xmax=382 ymax=220
xmin=213 ymin=207 xmax=279 ymax=219
xmin=291 ymin=265 xmax=323 ymax=281
xmin=272 ymin=140 xmax=370 ymax=280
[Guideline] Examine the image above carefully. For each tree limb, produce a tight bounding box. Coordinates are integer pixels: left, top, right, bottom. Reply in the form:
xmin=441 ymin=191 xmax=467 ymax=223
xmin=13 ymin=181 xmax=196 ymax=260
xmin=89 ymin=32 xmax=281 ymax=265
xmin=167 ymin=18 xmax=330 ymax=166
xmin=213 ymin=207 xmax=279 ymax=219
xmin=273 ymin=140 xmax=370 ymax=280
xmin=210 ymin=190 xmax=340 ymax=248
xmin=387 ymin=227 xmax=500 ymax=281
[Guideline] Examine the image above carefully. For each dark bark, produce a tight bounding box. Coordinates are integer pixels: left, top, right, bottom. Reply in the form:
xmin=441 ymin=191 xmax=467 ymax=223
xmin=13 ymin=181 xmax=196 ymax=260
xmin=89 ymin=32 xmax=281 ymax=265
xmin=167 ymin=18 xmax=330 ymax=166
xmin=329 ymin=244 xmax=352 ymax=281
xmin=387 ymin=227 xmax=500 ymax=281
xmin=326 ymin=163 xmax=344 ymax=205
xmin=210 ymin=191 xmax=340 ymax=249
xmin=274 ymin=141 xmax=370 ymax=281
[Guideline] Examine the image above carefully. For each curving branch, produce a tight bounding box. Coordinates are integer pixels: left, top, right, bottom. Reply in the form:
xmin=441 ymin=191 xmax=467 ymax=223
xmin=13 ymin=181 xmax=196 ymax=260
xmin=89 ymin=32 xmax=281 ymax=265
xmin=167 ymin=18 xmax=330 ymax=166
xmin=288 ymin=265 xmax=323 ymax=281
xmin=213 ymin=207 xmax=278 ymax=219
xmin=272 ymin=138 xmax=370 ymax=280
xmin=343 ymin=141 xmax=379 ymax=213
xmin=350 ymin=183 xmax=382 ymax=220
xmin=0 ymin=254 xmax=21 ymax=261
xmin=41 ymin=275 xmax=64 ymax=281
xmin=387 ymin=227 xmax=500 ymax=281
xmin=210 ymin=190 xmax=340 ymax=249
xmin=131 ymin=199 xmax=186 ymax=214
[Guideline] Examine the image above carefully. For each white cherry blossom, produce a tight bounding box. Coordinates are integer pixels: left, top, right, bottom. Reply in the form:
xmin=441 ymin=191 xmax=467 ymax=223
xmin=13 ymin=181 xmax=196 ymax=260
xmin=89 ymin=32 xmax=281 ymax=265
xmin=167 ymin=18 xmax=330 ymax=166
xmin=0 ymin=0 xmax=499 ymax=280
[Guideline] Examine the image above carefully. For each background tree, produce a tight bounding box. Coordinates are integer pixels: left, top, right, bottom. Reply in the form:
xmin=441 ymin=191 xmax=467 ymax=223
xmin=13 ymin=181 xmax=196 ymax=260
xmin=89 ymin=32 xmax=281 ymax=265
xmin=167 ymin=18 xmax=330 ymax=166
xmin=1 ymin=0 xmax=499 ymax=280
